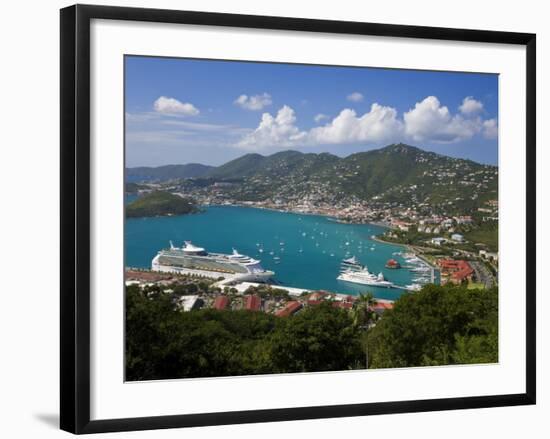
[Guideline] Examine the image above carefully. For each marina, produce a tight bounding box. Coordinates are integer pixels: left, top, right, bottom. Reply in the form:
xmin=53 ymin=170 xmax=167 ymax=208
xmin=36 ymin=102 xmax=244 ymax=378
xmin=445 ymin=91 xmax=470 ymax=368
xmin=126 ymin=205 xmax=439 ymax=300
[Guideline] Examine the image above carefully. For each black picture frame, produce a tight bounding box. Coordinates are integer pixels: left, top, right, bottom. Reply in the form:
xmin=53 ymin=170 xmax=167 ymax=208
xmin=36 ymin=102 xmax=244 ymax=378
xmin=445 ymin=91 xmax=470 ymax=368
xmin=60 ymin=4 xmax=536 ymax=434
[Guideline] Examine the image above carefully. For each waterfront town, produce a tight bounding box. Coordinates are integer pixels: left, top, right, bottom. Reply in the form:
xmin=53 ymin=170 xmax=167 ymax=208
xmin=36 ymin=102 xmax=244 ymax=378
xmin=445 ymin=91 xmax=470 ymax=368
xmin=128 ymin=180 xmax=498 ymax=293
xmin=126 ymin=268 xmax=395 ymax=318
xmin=126 ymin=145 xmax=499 ymax=314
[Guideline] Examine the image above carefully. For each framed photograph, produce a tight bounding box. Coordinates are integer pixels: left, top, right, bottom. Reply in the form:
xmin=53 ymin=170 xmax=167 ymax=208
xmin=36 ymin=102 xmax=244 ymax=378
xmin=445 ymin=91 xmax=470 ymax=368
xmin=60 ymin=4 xmax=536 ymax=434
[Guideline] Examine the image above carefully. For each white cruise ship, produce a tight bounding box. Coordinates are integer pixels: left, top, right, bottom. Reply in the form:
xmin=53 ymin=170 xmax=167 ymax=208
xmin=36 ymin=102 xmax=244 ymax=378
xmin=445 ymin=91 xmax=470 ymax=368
xmin=152 ymin=241 xmax=274 ymax=281
xmin=337 ymin=257 xmax=394 ymax=288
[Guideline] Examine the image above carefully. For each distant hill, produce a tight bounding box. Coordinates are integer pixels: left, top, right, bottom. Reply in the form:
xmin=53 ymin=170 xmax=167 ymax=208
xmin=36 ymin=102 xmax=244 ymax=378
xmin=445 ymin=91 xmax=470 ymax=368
xmin=204 ymin=153 xmax=266 ymax=180
xmin=126 ymin=191 xmax=200 ymax=218
xmin=202 ymin=144 xmax=498 ymax=215
xmin=127 ymin=144 xmax=498 ymax=216
xmin=126 ymin=163 xmax=214 ymax=181
xmin=205 ymin=150 xmax=339 ymax=180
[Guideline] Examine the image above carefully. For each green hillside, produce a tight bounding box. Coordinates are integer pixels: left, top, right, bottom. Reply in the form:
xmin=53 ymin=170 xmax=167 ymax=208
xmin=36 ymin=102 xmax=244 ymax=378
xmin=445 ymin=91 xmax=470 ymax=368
xmin=200 ymin=144 xmax=498 ymax=214
xmin=204 ymin=153 xmax=266 ymax=180
xmin=126 ymin=191 xmax=199 ymax=218
xmin=125 ymin=144 xmax=498 ymax=216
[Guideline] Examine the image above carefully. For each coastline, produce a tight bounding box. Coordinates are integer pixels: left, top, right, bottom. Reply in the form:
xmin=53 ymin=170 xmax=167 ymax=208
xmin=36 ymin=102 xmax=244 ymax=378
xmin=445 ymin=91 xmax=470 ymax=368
xmin=127 ymin=203 xmax=431 ymax=298
xmin=203 ymin=202 xmax=388 ymax=227
xmin=371 ymin=233 xmax=439 ymax=272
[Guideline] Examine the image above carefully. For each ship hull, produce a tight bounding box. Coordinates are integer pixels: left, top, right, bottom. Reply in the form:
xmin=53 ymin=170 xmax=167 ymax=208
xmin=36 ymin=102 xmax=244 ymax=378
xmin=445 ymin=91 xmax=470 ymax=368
xmin=152 ymin=253 xmax=274 ymax=282
xmin=337 ymin=274 xmax=394 ymax=288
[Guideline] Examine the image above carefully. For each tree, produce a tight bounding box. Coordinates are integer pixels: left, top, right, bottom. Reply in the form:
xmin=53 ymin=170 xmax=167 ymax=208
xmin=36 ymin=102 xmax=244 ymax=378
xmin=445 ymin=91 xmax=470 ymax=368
xmin=366 ymin=284 xmax=498 ymax=368
xmin=269 ymin=302 xmax=363 ymax=373
xmin=351 ymin=292 xmax=378 ymax=368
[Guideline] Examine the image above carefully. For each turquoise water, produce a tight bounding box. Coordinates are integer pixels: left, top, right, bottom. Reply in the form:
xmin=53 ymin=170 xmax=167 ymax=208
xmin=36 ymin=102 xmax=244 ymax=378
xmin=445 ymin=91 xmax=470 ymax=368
xmin=125 ymin=205 xmax=420 ymax=300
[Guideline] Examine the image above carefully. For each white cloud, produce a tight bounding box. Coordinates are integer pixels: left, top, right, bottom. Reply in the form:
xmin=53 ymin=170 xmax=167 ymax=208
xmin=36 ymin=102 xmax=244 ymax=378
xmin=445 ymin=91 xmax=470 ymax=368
xmin=314 ymin=113 xmax=329 ymax=123
xmin=347 ymin=92 xmax=364 ymax=102
xmin=404 ymin=96 xmax=482 ymax=143
xmin=153 ymin=96 xmax=199 ymax=116
xmin=459 ymin=96 xmax=484 ymax=115
xmin=482 ymin=118 xmax=498 ymax=139
xmin=309 ymin=104 xmax=403 ymax=145
xmin=236 ymin=96 xmax=497 ymax=150
xmin=237 ymin=104 xmax=401 ymax=149
xmin=237 ymin=105 xmax=307 ymax=150
xmin=234 ymin=93 xmax=272 ymax=111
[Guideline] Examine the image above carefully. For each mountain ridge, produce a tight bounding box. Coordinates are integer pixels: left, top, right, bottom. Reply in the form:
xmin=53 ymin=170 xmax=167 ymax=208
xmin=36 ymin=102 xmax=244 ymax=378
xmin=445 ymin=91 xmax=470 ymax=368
xmin=126 ymin=144 xmax=498 ymax=215
xmin=126 ymin=163 xmax=214 ymax=180
xmin=126 ymin=144 xmax=495 ymax=177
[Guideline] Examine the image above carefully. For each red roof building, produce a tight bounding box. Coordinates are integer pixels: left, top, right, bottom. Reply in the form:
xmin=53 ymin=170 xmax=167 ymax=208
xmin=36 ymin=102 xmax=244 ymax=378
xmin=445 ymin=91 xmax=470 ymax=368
xmin=332 ymin=301 xmax=353 ymax=310
xmin=372 ymin=302 xmax=394 ymax=311
xmin=308 ymin=291 xmax=328 ymax=301
xmin=275 ymin=301 xmax=302 ymax=317
xmin=306 ymin=299 xmax=353 ymax=310
xmin=438 ymin=259 xmax=474 ymax=284
xmin=213 ymin=295 xmax=229 ymax=310
xmin=245 ymin=295 xmax=261 ymax=311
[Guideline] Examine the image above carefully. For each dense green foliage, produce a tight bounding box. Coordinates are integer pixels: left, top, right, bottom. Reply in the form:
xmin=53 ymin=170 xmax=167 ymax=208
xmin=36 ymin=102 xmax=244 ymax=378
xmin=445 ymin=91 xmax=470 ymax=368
xmin=270 ymin=303 xmax=364 ymax=372
xmin=126 ymin=163 xmax=214 ymax=181
xmin=126 ymin=283 xmax=498 ymax=380
xmin=126 ymin=286 xmax=362 ymax=380
xmin=367 ymin=284 xmax=498 ymax=368
xmin=126 ymin=191 xmax=199 ymax=218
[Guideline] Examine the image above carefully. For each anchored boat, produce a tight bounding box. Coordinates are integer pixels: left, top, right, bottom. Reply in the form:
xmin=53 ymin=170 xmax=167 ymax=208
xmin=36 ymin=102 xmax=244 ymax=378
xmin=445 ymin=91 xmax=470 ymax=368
xmin=152 ymin=241 xmax=274 ymax=281
xmin=337 ymin=257 xmax=394 ymax=288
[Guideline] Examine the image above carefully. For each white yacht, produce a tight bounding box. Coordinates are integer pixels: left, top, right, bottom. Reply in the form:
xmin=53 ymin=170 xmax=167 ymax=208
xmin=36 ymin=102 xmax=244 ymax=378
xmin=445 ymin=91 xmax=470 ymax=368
xmin=152 ymin=241 xmax=274 ymax=281
xmin=337 ymin=257 xmax=394 ymax=288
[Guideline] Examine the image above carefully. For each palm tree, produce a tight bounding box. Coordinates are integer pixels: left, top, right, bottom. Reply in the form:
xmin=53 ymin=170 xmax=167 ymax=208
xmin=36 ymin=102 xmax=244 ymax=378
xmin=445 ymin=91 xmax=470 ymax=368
xmin=352 ymin=292 xmax=378 ymax=369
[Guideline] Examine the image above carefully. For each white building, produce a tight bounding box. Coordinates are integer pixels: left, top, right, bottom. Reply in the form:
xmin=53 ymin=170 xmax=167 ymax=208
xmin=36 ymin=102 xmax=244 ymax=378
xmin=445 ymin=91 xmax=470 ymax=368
xmin=451 ymin=233 xmax=465 ymax=242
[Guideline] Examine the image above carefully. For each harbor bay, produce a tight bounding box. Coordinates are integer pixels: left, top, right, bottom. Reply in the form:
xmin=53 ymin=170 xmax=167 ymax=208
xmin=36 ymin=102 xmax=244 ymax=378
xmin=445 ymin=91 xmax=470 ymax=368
xmin=125 ymin=205 xmax=433 ymax=300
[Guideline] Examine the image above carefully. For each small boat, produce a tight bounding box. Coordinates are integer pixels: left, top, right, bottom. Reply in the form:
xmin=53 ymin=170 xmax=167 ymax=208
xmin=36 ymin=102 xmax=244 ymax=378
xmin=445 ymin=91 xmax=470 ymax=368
xmin=385 ymin=259 xmax=401 ymax=269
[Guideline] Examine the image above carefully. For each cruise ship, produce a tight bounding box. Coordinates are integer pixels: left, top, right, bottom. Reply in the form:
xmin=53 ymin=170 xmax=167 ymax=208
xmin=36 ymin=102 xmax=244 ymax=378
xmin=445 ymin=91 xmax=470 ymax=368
xmin=337 ymin=257 xmax=394 ymax=288
xmin=152 ymin=241 xmax=275 ymax=281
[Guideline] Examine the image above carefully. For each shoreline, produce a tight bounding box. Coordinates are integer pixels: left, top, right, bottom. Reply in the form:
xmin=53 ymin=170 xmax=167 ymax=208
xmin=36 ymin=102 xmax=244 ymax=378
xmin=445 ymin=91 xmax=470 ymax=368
xmin=371 ymin=234 xmax=439 ymax=273
xmin=126 ymin=269 xmax=395 ymax=304
xmin=127 ymin=205 xmax=428 ymax=297
xmin=203 ymin=202 xmax=386 ymax=226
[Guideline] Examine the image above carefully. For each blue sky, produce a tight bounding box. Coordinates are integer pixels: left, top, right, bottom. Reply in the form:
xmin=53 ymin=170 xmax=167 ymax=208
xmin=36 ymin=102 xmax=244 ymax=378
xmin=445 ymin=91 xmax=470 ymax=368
xmin=125 ymin=56 xmax=498 ymax=167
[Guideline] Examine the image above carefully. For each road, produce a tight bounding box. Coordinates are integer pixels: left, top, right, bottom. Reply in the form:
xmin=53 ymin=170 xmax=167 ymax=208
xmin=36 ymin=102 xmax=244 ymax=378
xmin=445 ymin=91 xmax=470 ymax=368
xmin=470 ymin=260 xmax=495 ymax=288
